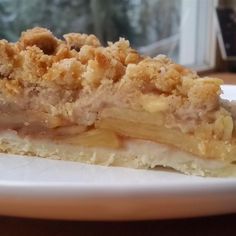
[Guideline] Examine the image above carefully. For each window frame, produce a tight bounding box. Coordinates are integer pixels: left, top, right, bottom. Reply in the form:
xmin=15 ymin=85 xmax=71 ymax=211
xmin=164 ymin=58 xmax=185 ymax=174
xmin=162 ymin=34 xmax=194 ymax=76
xmin=179 ymin=0 xmax=218 ymax=72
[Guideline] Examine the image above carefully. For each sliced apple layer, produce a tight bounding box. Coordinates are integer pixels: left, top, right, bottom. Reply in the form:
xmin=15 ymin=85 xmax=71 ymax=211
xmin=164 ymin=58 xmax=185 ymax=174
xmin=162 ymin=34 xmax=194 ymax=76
xmin=0 ymin=106 xmax=235 ymax=165
xmin=55 ymin=128 xmax=120 ymax=149
xmin=95 ymin=108 xmax=236 ymax=163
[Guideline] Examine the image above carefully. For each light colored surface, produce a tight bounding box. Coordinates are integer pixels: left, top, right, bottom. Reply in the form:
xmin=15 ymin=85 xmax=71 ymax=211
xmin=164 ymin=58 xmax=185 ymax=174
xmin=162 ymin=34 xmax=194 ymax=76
xmin=0 ymin=85 xmax=235 ymax=220
xmin=221 ymin=84 xmax=236 ymax=100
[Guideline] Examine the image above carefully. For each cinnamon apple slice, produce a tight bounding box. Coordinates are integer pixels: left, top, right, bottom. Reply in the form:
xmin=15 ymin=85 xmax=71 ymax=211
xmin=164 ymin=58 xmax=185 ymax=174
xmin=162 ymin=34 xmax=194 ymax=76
xmin=96 ymin=110 xmax=236 ymax=163
xmin=56 ymin=128 xmax=121 ymax=148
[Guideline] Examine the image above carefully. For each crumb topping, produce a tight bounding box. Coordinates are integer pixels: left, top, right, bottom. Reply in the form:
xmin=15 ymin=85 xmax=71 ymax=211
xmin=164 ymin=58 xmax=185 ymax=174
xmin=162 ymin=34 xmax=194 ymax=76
xmin=19 ymin=27 xmax=58 ymax=55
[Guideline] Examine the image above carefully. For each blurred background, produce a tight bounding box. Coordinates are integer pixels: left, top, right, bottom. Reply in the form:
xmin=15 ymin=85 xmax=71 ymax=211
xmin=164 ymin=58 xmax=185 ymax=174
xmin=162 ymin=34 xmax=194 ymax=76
xmin=0 ymin=0 xmax=236 ymax=72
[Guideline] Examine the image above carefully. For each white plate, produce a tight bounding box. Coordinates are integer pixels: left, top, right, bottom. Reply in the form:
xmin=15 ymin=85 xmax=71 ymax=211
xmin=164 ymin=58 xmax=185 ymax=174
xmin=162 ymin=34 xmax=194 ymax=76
xmin=221 ymin=84 xmax=236 ymax=100
xmin=0 ymin=85 xmax=236 ymax=221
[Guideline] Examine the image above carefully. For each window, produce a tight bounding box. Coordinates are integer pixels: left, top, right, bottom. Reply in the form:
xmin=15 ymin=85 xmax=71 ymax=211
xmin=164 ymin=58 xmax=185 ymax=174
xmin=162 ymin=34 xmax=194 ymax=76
xmin=179 ymin=0 xmax=218 ymax=70
xmin=0 ymin=0 xmax=217 ymax=70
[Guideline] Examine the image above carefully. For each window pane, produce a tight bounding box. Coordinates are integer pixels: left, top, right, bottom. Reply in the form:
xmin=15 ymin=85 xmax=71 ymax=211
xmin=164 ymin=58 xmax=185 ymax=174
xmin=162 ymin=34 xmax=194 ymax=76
xmin=0 ymin=0 xmax=215 ymax=68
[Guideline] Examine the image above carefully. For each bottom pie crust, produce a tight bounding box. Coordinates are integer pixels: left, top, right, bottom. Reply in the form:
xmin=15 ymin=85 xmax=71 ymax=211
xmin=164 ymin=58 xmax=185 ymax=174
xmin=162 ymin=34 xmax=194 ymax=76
xmin=0 ymin=130 xmax=235 ymax=177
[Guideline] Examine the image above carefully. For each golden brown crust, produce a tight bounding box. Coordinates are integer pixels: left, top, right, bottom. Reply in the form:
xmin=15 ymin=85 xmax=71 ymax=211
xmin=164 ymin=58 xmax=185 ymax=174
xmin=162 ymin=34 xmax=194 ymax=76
xmin=0 ymin=40 xmax=21 ymax=79
xmin=63 ymin=32 xmax=101 ymax=49
xmin=43 ymin=58 xmax=84 ymax=89
xmin=19 ymin=27 xmax=58 ymax=54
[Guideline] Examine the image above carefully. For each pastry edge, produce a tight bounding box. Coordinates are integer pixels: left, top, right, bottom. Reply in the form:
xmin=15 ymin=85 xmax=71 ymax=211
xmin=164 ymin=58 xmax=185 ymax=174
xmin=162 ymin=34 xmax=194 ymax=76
xmin=0 ymin=130 xmax=235 ymax=177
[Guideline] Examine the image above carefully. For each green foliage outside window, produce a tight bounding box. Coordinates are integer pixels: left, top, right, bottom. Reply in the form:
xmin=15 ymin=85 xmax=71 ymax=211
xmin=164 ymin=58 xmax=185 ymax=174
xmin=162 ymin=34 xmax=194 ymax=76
xmin=0 ymin=0 xmax=180 ymax=53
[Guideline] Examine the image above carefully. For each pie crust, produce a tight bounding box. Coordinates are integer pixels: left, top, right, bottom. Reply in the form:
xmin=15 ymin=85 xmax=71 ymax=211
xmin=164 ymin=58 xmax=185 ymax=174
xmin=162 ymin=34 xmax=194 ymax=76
xmin=0 ymin=27 xmax=235 ymax=176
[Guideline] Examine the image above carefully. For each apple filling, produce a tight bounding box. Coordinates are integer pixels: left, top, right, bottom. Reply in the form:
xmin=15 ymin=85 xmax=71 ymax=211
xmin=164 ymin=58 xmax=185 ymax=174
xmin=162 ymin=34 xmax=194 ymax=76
xmin=1 ymin=105 xmax=235 ymax=166
xmin=95 ymin=107 xmax=236 ymax=163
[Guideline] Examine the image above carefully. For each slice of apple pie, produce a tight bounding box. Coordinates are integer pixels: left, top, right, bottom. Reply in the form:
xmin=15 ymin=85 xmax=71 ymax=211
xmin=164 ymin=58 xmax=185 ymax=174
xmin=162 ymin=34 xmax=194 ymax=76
xmin=0 ymin=27 xmax=236 ymax=176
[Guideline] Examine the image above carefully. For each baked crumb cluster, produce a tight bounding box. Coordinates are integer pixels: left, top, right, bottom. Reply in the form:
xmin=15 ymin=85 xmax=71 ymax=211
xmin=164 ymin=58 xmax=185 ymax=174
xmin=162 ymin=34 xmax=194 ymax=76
xmin=0 ymin=27 xmax=234 ymax=141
